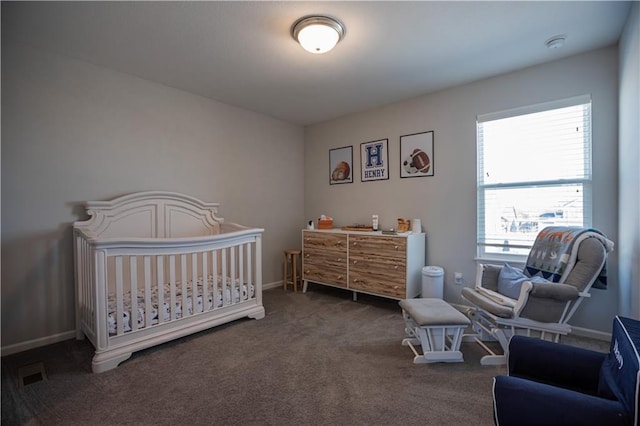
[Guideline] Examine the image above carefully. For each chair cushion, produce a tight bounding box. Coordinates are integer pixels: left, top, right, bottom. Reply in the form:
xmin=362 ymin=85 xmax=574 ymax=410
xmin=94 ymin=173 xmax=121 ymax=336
xmin=480 ymin=264 xmax=502 ymax=292
xmin=498 ymin=263 xmax=551 ymax=299
xmin=498 ymin=263 xmax=529 ymax=299
xmin=460 ymin=287 xmax=514 ymax=318
xmin=564 ymin=237 xmax=608 ymax=292
xmin=494 ymin=375 xmax=630 ymax=426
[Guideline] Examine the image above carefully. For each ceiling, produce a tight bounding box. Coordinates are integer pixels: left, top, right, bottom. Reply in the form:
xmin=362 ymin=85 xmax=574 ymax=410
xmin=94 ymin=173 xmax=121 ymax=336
xmin=2 ymin=1 xmax=632 ymax=126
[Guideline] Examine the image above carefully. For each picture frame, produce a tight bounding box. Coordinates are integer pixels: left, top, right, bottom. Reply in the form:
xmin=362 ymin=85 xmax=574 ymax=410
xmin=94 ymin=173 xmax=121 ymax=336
xmin=329 ymin=146 xmax=353 ymax=185
xmin=400 ymin=131 xmax=434 ymax=178
xmin=360 ymin=138 xmax=389 ymax=182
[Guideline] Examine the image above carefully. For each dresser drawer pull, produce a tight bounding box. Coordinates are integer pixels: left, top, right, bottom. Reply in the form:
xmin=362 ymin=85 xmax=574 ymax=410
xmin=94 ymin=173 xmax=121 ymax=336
xmin=353 ymin=260 xmax=358 ymax=264
xmin=394 ymin=245 xmax=399 ymax=249
xmin=394 ymin=265 xmax=398 ymax=270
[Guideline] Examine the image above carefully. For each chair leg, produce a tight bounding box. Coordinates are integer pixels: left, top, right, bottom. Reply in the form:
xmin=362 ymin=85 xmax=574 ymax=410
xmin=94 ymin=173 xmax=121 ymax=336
xmin=462 ymin=308 xmax=508 ymax=365
xmin=283 ymin=250 xmax=302 ymax=292
xmin=283 ymin=252 xmax=288 ymax=291
xmin=292 ymin=254 xmax=297 ymax=293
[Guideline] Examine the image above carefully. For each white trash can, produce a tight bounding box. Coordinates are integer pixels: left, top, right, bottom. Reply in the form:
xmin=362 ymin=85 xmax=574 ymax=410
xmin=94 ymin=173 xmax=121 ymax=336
xmin=421 ymin=266 xmax=444 ymax=299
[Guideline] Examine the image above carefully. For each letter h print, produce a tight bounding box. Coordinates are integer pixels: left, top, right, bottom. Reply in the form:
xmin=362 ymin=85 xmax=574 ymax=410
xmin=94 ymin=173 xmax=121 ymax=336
xmin=366 ymin=143 xmax=384 ymax=167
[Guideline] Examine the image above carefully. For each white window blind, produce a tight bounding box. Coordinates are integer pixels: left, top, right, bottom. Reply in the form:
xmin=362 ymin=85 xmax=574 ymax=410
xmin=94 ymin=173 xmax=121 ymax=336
xmin=477 ymin=95 xmax=592 ymax=259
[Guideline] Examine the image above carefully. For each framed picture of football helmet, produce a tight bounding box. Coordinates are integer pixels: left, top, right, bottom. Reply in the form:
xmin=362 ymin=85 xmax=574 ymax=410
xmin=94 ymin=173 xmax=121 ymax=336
xmin=400 ymin=131 xmax=434 ymax=178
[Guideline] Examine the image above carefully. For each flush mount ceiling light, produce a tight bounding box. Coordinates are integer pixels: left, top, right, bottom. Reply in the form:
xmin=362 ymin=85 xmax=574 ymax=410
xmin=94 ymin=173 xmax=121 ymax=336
xmin=291 ymin=15 xmax=345 ymax=54
xmin=545 ymin=35 xmax=566 ymax=49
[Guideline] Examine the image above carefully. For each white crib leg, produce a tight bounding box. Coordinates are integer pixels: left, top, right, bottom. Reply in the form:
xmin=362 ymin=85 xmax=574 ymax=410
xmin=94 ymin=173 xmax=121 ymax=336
xmin=92 ymin=351 xmax=132 ymax=373
xmin=248 ymin=306 xmax=266 ymax=320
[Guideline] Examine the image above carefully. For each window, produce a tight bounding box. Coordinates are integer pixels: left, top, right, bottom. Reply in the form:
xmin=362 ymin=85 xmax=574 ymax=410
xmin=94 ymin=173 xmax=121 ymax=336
xmin=477 ymin=95 xmax=592 ymax=260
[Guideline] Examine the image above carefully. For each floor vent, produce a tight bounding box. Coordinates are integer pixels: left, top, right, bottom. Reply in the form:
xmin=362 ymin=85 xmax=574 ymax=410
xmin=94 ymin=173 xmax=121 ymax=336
xmin=18 ymin=362 xmax=48 ymax=388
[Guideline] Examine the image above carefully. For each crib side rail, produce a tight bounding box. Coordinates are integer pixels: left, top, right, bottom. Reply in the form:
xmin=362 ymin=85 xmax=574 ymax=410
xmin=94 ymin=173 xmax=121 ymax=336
xmin=88 ymin=231 xmax=263 ymax=342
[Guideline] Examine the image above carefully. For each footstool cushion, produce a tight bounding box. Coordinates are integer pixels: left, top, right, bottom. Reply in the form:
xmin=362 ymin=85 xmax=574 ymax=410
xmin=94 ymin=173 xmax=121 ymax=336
xmin=399 ymin=298 xmax=470 ymax=364
xmin=399 ymin=298 xmax=470 ymax=327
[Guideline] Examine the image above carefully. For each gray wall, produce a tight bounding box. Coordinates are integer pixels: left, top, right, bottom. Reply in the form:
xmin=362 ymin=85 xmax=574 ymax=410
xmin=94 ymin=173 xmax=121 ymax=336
xmin=618 ymin=2 xmax=640 ymax=320
xmin=305 ymin=47 xmax=620 ymax=334
xmin=1 ymin=44 xmax=305 ymax=350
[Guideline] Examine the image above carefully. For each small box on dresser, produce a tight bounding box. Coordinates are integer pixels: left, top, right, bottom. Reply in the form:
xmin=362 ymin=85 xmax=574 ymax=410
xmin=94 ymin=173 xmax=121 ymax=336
xmin=317 ymin=219 xmax=334 ymax=230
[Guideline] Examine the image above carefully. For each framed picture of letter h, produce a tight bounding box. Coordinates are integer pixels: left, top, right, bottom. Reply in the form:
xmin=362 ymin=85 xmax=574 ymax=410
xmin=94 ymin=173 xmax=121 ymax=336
xmin=360 ymin=139 xmax=389 ymax=182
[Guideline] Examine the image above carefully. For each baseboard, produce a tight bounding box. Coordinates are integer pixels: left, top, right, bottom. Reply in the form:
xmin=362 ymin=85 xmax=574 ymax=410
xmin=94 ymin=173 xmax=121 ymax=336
xmin=1 ymin=330 xmax=76 ymax=357
xmin=262 ymin=280 xmax=282 ymax=290
xmin=569 ymin=326 xmax=611 ymax=342
xmin=3 ymin=284 xmax=284 ymax=357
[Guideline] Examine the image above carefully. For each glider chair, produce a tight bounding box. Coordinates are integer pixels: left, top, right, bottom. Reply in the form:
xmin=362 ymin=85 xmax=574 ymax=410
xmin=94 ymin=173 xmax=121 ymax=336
xmin=492 ymin=316 xmax=640 ymax=426
xmin=461 ymin=226 xmax=614 ymax=365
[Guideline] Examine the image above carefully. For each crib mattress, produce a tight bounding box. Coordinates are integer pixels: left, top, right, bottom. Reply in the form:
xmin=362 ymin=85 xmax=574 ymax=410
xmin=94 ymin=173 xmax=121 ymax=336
xmin=107 ymin=275 xmax=254 ymax=335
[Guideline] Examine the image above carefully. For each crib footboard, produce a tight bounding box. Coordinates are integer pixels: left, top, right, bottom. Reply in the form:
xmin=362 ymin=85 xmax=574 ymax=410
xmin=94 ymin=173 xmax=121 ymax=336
xmin=73 ymin=191 xmax=264 ymax=373
xmin=75 ymin=230 xmax=264 ymax=372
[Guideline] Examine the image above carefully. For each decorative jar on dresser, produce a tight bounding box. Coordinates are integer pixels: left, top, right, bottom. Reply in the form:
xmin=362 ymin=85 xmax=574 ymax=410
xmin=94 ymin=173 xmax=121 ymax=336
xmin=301 ymin=229 xmax=425 ymax=300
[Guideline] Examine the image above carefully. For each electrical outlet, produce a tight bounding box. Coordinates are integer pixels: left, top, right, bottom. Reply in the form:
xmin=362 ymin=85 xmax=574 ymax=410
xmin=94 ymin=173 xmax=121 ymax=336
xmin=454 ymin=272 xmax=463 ymax=285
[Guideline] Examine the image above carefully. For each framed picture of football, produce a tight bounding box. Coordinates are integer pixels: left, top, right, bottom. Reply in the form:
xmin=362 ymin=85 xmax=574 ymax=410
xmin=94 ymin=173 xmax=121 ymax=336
xmin=329 ymin=146 xmax=353 ymax=185
xmin=400 ymin=131 xmax=434 ymax=178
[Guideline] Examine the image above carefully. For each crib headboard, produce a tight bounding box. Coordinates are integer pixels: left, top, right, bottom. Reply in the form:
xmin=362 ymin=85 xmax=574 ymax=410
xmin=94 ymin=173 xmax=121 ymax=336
xmin=74 ymin=191 xmax=224 ymax=239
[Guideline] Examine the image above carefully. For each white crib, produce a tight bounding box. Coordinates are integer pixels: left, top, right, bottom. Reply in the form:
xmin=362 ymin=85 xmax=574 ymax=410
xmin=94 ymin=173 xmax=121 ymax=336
xmin=73 ymin=191 xmax=264 ymax=373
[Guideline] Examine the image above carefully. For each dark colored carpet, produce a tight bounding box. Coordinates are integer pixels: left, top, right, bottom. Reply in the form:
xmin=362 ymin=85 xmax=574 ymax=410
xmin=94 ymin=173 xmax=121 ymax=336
xmin=3 ymin=286 xmax=508 ymax=425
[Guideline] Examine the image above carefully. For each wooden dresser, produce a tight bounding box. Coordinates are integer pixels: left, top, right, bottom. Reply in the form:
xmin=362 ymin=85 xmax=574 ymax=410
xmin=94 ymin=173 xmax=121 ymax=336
xmin=301 ymin=229 xmax=425 ymax=300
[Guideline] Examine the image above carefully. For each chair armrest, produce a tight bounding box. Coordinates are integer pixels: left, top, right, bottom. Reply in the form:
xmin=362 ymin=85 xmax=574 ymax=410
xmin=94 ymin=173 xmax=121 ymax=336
xmin=493 ymin=375 xmax=629 ymax=426
xmin=513 ymin=282 xmax=581 ymax=321
xmin=529 ymin=281 xmax=580 ymax=302
xmin=508 ymin=335 xmax=606 ymax=395
xmin=477 ymin=263 xmax=503 ymax=292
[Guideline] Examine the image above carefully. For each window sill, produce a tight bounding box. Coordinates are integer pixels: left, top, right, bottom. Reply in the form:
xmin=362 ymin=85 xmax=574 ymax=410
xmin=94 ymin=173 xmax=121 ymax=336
xmin=475 ymin=256 xmax=526 ymax=267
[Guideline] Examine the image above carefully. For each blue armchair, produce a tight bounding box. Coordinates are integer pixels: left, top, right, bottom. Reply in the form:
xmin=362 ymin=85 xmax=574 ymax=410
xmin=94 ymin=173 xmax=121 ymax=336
xmin=492 ymin=316 xmax=639 ymax=426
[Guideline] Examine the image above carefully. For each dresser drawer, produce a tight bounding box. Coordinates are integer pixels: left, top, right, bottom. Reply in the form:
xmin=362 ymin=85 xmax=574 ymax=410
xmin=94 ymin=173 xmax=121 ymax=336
xmin=303 ymin=231 xmax=347 ymax=252
xmin=349 ymin=270 xmax=406 ymax=298
xmin=349 ymin=235 xmax=406 ymax=258
xmin=349 ymin=256 xmax=406 ymax=274
xmin=303 ymin=249 xmax=347 ymax=268
xmin=303 ymin=263 xmax=347 ymax=287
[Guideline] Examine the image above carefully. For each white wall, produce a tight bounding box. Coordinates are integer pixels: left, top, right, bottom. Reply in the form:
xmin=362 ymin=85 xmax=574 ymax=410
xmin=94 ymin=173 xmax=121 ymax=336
xmin=618 ymin=2 xmax=640 ymax=320
xmin=1 ymin=44 xmax=305 ymax=350
xmin=305 ymin=47 xmax=620 ymax=334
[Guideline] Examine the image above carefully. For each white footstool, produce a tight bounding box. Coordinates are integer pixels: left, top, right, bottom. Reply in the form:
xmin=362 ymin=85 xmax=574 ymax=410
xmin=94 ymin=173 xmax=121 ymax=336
xmin=399 ymin=298 xmax=471 ymax=363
